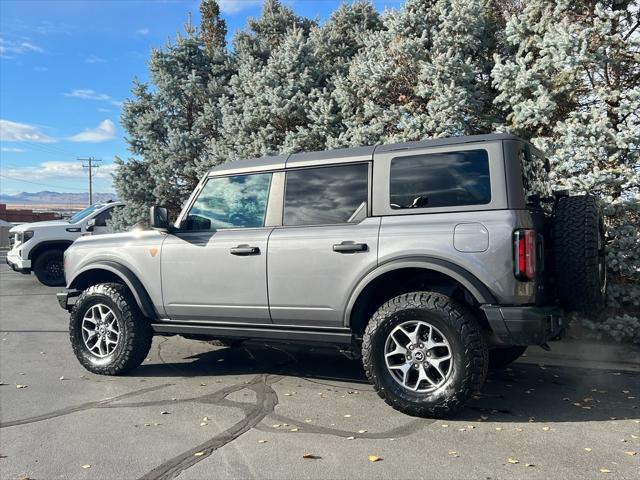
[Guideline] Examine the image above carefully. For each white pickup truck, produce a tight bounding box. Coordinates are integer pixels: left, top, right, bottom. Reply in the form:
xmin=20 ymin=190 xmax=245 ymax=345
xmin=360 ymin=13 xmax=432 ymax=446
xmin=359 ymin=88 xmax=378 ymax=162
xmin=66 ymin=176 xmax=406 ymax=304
xmin=6 ymin=201 xmax=124 ymax=286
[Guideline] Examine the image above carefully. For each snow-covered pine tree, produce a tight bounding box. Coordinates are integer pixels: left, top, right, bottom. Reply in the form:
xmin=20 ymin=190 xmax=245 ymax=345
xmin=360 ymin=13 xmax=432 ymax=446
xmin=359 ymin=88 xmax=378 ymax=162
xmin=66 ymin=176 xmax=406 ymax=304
xmin=492 ymin=0 xmax=640 ymax=338
xmin=110 ymin=5 xmax=232 ymax=230
xmin=330 ymin=0 xmax=498 ymax=148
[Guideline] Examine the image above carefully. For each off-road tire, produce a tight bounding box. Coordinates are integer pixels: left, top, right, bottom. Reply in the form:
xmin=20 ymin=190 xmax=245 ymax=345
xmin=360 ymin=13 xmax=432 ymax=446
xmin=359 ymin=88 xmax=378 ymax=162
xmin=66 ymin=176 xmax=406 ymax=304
xmin=489 ymin=346 xmax=527 ymax=369
xmin=553 ymin=195 xmax=606 ymax=311
xmin=362 ymin=292 xmax=488 ymax=418
xmin=69 ymin=283 xmax=152 ymax=375
xmin=33 ymin=249 xmax=65 ymax=286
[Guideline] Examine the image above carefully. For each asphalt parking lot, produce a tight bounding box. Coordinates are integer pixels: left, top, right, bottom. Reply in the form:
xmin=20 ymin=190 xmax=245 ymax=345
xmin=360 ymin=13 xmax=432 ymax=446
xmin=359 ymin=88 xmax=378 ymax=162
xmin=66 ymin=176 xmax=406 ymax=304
xmin=1 ymin=252 xmax=639 ymax=480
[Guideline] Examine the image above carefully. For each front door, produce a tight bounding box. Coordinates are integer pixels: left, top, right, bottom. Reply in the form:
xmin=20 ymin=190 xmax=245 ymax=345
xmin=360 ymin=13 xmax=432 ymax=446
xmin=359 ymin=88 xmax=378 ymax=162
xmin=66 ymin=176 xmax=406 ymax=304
xmin=267 ymin=163 xmax=379 ymax=327
xmin=161 ymin=172 xmax=274 ymax=323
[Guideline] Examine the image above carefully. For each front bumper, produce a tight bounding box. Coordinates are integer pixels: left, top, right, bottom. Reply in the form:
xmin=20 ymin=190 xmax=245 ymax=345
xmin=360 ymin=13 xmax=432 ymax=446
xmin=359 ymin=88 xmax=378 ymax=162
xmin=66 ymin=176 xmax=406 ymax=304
xmin=6 ymin=251 xmax=31 ymax=274
xmin=57 ymin=290 xmax=81 ymax=311
xmin=481 ymin=304 xmax=564 ymax=346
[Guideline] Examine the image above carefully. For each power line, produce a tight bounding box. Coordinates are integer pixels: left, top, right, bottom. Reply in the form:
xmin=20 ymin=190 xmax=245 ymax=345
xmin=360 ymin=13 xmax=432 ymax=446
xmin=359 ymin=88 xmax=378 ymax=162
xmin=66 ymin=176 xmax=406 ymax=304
xmin=79 ymin=157 xmax=102 ymax=205
xmin=0 ymin=173 xmax=87 ymax=191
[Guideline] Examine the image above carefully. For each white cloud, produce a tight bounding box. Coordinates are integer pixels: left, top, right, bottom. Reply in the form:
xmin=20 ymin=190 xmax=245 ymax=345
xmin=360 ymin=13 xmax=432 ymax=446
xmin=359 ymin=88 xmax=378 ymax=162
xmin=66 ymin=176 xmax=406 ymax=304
xmin=0 ymin=37 xmax=44 ymax=58
xmin=68 ymin=119 xmax=116 ymax=143
xmin=2 ymin=161 xmax=116 ymax=180
xmin=136 ymin=28 xmax=150 ymax=35
xmin=64 ymin=89 xmax=122 ymax=107
xmin=218 ymin=0 xmax=262 ymax=13
xmin=97 ymin=108 xmax=112 ymax=113
xmin=0 ymin=119 xmax=56 ymax=143
xmin=85 ymin=55 xmax=107 ymax=63
xmin=1 ymin=147 xmax=26 ymax=152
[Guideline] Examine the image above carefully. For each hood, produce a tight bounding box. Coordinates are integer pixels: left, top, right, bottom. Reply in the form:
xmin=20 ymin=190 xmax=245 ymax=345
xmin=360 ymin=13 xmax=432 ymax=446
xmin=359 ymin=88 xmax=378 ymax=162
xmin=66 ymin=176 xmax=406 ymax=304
xmin=9 ymin=220 xmax=68 ymax=233
xmin=72 ymin=229 xmax=162 ymax=247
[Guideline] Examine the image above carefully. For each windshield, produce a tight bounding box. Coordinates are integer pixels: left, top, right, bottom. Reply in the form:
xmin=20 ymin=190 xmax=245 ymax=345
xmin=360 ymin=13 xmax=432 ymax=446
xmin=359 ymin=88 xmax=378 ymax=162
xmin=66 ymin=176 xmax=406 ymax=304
xmin=68 ymin=204 xmax=102 ymax=223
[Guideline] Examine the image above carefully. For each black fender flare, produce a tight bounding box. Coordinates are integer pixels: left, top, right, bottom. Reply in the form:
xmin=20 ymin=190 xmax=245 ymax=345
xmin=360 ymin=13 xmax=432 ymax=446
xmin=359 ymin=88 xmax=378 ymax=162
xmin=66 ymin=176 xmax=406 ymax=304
xmin=68 ymin=260 xmax=157 ymax=320
xmin=28 ymin=240 xmax=74 ymax=260
xmin=343 ymin=256 xmax=497 ymax=327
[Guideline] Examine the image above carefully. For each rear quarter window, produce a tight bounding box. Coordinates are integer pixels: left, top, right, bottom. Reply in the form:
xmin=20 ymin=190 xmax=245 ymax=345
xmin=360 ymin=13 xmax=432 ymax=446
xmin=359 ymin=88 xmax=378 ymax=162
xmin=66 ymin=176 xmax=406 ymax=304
xmin=520 ymin=149 xmax=552 ymax=205
xmin=390 ymin=149 xmax=491 ymax=209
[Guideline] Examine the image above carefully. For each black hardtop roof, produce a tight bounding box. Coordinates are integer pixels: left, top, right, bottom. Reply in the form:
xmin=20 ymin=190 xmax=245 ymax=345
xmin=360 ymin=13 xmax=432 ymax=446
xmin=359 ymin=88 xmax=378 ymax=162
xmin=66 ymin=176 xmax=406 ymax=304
xmin=207 ymin=133 xmax=528 ymax=176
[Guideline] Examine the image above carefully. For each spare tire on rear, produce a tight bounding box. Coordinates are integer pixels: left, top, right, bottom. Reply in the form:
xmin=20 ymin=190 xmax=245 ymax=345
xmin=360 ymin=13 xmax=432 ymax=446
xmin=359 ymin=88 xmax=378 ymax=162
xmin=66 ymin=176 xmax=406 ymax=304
xmin=552 ymin=195 xmax=606 ymax=311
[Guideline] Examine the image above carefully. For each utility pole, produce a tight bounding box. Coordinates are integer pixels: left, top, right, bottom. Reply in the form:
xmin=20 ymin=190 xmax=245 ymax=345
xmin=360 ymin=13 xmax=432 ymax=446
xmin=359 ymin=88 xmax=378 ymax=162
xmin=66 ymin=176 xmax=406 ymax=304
xmin=79 ymin=158 xmax=102 ymax=206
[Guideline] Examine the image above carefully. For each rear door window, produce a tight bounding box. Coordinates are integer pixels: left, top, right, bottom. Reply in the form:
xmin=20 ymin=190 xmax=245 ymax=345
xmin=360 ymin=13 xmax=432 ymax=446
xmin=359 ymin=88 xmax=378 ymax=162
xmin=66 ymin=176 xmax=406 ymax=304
xmin=284 ymin=163 xmax=369 ymax=226
xmin=390 ymin=149 xmax=491 ymax=209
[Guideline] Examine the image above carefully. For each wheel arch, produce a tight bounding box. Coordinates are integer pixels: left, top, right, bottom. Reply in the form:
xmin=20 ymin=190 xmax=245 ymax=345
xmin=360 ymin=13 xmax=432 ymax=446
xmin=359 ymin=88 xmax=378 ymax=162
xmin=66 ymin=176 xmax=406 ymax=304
xmin=345 ymin=257 xmax=497 ymax=336
xmin=28 ymin=240 xmax=74 ymax=261
xmin=68 ymin=261 xmax=157 ymax=320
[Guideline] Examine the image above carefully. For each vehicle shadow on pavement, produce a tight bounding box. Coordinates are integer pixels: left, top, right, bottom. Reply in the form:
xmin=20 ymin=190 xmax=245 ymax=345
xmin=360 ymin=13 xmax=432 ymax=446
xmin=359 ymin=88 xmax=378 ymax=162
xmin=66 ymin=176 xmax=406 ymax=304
xmin=130 ymin=340 xmax=639 ymax=424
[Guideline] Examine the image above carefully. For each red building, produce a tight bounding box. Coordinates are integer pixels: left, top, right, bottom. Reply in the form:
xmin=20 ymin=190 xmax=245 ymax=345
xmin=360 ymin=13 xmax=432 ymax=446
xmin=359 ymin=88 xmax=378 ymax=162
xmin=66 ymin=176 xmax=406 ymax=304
xmin=0 ymin=203 xmax=61 ymax=223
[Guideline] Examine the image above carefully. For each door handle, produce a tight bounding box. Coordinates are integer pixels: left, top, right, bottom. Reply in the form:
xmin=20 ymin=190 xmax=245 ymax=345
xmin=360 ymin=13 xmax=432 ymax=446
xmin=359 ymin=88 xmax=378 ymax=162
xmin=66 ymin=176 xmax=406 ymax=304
xmin=230 ymin=245 xmax=260 ymax=256
xmin=333 ymin=242 xmax=368 ymax=253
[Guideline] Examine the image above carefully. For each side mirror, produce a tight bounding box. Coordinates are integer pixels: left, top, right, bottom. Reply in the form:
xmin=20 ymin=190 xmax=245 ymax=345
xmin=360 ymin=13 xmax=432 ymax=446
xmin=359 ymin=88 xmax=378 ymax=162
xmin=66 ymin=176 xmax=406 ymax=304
xmin=150 ymin=206 xmax=170 ymax=231
xmin=86 ymin=218 xmax=96 ymax=233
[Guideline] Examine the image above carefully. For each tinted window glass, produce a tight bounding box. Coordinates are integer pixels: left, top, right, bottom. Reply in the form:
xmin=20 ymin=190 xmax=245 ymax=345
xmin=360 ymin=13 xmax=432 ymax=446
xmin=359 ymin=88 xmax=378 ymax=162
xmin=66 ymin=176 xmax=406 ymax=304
xmin=94 ymin=206 xmax=115 ymax=226
xmin=284 ymin=163 xmax=368 ymax=226
xmin=521 ymin=149 xmax=552 ymax=208
xmin=390 ymin=150 xmax=490 ymax=209
xmin=185 ymin=173 xmax=272 ymax=230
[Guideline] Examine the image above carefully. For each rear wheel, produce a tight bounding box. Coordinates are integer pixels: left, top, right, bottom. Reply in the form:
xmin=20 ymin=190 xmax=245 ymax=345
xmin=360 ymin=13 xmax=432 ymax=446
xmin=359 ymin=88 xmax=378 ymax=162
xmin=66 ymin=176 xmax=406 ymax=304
xmin=69 ymin=283 xmax=152 ymax=375
xmin=489 ymin=346 xmax=527 ymax=369
xmin=33 ymin=249 xmax=65 ymax=286
xmin=362 ymin=292 xmax=488 ymax=418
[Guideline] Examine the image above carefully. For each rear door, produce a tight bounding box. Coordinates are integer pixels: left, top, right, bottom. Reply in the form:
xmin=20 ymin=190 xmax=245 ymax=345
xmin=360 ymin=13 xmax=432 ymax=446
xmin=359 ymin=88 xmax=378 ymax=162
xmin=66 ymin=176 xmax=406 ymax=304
xmin=267 ymin=162 xmax=380 ymax=327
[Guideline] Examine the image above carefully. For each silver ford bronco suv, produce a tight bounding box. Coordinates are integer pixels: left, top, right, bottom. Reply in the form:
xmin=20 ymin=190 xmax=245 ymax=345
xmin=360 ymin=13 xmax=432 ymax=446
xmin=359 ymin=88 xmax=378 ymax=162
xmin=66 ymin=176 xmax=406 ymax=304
xmin=58 ymin=134 xmax=606 ymax=417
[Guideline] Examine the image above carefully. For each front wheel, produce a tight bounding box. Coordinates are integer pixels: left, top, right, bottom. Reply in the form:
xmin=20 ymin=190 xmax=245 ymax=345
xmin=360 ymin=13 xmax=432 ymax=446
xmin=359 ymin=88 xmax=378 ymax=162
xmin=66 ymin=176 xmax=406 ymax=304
xmin=362 ymin=292 xmax=488 ymax=418
xmin=33 ymin=249 xmax=65 ymax=286
xmin=69 ymin=283 xmax=152 ymax=375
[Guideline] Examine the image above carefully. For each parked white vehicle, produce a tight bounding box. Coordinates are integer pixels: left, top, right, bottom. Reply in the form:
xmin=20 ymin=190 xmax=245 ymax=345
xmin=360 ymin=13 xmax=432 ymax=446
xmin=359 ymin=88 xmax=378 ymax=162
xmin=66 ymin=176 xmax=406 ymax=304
xmin=6 ymin=201 xmax=123 ymax=286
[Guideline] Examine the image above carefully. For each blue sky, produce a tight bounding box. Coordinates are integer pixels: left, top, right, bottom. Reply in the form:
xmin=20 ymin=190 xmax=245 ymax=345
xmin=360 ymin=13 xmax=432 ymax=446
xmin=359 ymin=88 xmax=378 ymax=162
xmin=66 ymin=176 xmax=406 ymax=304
xmin=0 ymin=0 xmax=402 ymax=195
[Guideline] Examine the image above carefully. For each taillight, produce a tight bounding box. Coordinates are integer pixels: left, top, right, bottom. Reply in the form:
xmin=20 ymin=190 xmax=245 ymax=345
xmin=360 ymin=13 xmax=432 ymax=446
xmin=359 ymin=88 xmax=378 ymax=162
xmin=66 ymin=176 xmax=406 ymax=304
xmin=514 ymin=229 xmax=536 ymax=281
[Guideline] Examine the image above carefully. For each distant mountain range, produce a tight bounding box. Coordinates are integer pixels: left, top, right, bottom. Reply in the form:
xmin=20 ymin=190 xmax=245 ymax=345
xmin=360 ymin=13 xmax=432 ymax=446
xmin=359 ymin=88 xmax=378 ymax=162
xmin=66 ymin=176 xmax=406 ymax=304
xmin=0 ymin=191 xmax=119 ymax=205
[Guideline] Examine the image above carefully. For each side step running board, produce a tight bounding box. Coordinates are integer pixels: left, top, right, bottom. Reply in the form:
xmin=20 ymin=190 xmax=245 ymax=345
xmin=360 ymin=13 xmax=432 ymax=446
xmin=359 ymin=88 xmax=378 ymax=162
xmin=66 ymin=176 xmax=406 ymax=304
xmin=151 ymin=323 xmax=354 ymax=345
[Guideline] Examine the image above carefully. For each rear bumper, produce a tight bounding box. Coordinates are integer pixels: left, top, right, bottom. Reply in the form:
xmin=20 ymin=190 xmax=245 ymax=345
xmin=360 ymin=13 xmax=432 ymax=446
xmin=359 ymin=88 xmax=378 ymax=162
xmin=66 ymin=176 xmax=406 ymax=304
xmin=6 ymin=252 xmax=31 ymax=274
xmin=481 ymin=304 xmax=564 ymax=346
xmin=57 ymin=290 xmax=81 ymax=311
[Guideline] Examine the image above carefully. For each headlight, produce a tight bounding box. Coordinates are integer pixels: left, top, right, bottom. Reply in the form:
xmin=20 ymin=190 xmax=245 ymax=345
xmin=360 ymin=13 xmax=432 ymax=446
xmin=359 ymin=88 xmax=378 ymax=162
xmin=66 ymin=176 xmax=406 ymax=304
xmin=22 ymin=231 xmax=34 ymax=242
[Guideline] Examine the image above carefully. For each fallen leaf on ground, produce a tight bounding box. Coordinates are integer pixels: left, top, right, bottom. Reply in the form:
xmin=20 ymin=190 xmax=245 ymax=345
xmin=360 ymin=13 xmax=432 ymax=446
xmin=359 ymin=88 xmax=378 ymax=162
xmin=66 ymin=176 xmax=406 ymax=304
xmin=290 ymin=428 xmax=299 ymax=432
xmin=599 ymin=468 xmax=611 ymax=473
xmin=272 ymin=424 xmax=281 ymax=428
xmin=623 ymin=451 xmax=637 ymax=456
xmin=441 ymin=424 xmax=449 ymax=428
xmin=81 ymin=465 xmax=91 ymax=469
xmin=194 ymin=452 xmax=205 ymax=457
xmin=200 ymin=422 xmax=208 ymax=427
xmin=585 ymin=448 xmax=593 ymax=452
xmin=344 ymin=414 xmax=352 ymax=418
xmin=16 ymin=384 xmax=27 ymax=389
xmin=160 ymin=411 xmax=170 ymax=415
xmin=258 ymin=440 xmax=267 ymax=443
xmin=515 ymin=427 xmax=523 ymax=432
xmin=302 ymin=453 xmax=321 ymax=459
xmin=346 ymin=436 xmax=355 ymax=440
xmin=542 ymin=426 xmax=550 ymax=431
xmin=448 ymin=450 xmax=459 ymax=457
xmin=495 ymin=427 xmax=503 ymax=431
xmin=368 ymin=455 xmax=382 ymax=462
xmin=525 ymin=463 xmax=535 ymax=467
xmin=59 ymin=376 xmax=65 ymax=381
xmin=507 ymin=458 xmax=520 ymax=464
xmin=358 ymin=429 xmax=367 ymax=434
